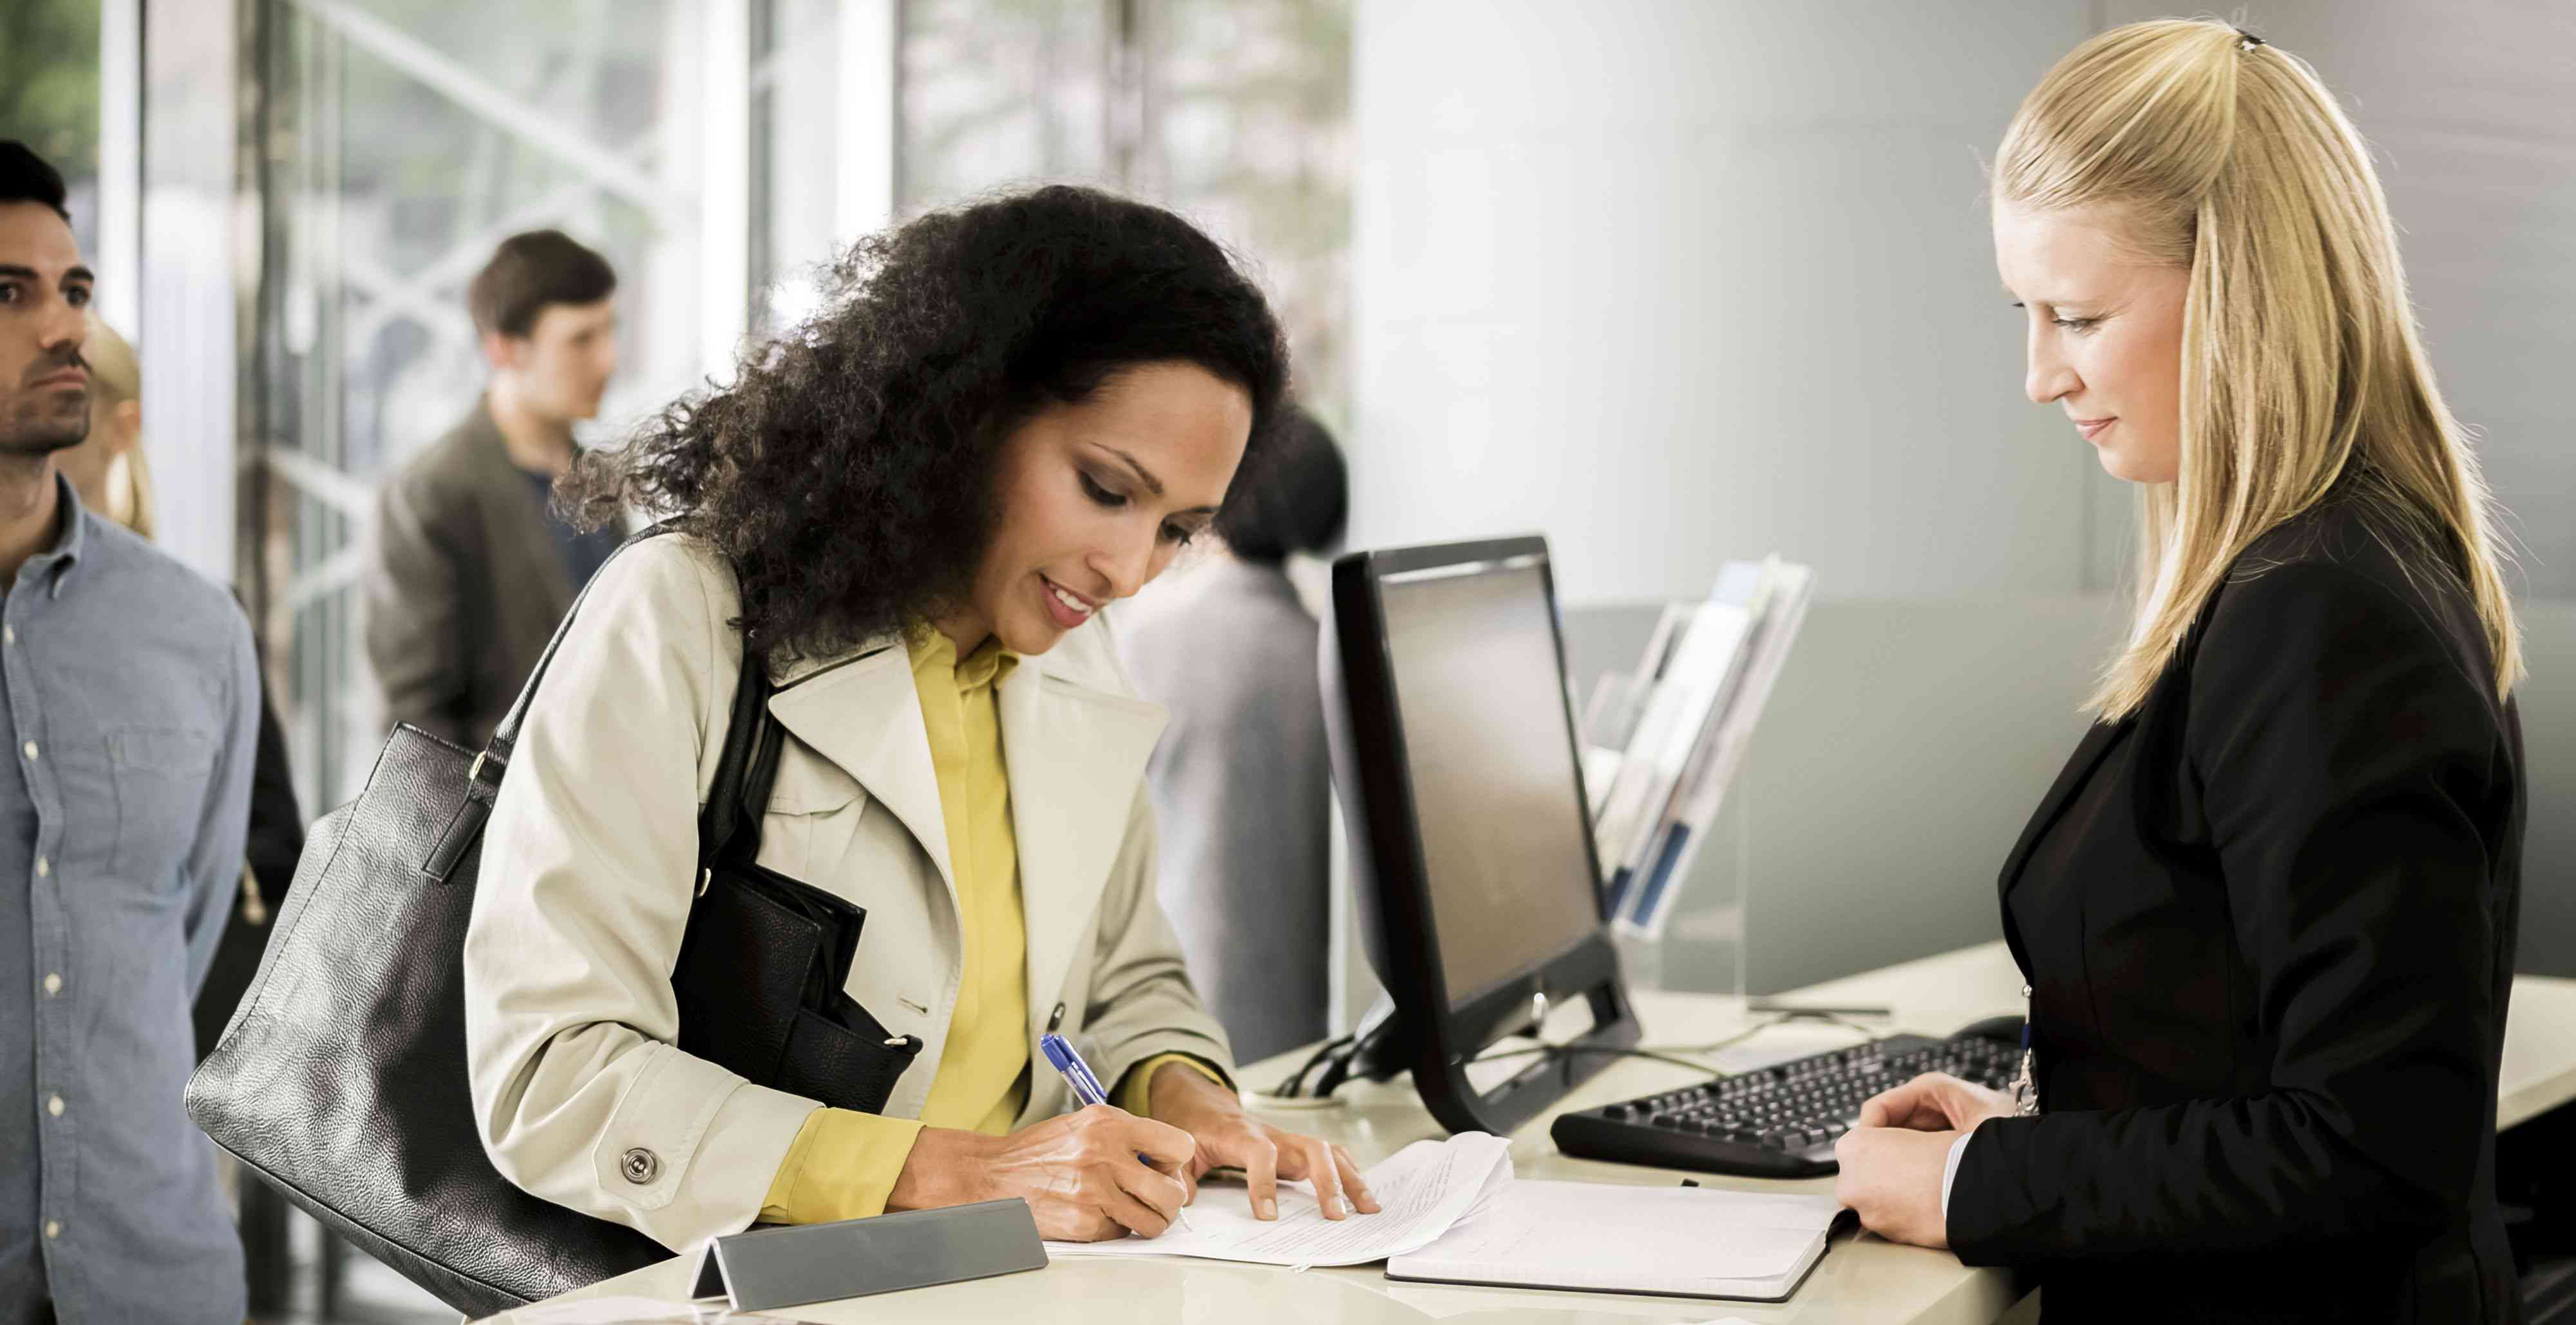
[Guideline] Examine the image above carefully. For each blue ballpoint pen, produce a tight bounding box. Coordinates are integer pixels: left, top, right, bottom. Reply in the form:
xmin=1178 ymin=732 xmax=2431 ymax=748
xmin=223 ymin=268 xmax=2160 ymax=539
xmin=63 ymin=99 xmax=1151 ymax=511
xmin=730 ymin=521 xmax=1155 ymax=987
xmin=1040 ymin=1030 xmax=1193 ymax=1232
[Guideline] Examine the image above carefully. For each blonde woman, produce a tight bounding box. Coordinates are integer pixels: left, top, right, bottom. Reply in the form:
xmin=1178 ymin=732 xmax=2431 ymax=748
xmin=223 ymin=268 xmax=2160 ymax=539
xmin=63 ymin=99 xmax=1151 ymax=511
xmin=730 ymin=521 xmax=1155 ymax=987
xmin=64 ymin=316 xmax=155 ymax=536
xmin=1833 ymin=22 xmax=2524 ymax=1322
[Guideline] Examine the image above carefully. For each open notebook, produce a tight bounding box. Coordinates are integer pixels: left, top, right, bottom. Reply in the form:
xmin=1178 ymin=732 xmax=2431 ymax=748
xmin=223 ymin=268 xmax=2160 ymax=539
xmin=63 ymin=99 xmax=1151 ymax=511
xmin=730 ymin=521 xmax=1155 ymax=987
xmin=1386 ymin=1180 xmax=1848 ymax=1303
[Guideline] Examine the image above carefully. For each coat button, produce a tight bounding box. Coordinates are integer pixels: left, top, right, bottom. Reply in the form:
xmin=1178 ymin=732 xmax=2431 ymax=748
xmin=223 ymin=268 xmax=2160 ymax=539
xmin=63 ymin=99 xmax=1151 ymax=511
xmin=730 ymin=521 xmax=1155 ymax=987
xmin=621 ymin=1147 xmax=661 ymax=1185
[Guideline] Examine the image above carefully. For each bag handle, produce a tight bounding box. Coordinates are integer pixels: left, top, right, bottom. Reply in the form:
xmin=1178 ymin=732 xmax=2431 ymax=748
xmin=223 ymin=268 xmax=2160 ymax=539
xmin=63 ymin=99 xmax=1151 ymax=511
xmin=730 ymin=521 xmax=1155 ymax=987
xmin=423 ymin=524 xmax=781 ymax=881
xmin=475 ymin=525 xmax=672 ymax=779
xmin=696 ymin=627 xmax=787 ymax=881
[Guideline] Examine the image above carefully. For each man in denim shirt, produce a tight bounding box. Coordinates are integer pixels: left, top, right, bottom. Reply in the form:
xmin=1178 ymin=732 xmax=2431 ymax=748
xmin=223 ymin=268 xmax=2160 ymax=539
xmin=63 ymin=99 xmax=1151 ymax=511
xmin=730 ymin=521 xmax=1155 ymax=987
xmin=1 ymin=142 xmax=258 ymax=1324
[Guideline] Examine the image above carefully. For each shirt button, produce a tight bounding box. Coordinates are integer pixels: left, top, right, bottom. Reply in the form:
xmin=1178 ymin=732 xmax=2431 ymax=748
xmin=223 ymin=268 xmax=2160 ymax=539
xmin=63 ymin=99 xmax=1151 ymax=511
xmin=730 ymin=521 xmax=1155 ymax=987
xmin=43 ymin=1220 xmax=61 ymax=1239
xmin=3 ymin=624 xmax=14 ymax=644
xmin=35 ymin=857 xmax=48 ymax=878
xmin=20 ymin=741 xmax=35 ymax=761
xmin=46 ymin=1094 xmax=64 ymax=1118
xmin=620 ymin=1147 xmax=662 ymax=1185
xmin=42 ymin=973 xmax=61 ymax=996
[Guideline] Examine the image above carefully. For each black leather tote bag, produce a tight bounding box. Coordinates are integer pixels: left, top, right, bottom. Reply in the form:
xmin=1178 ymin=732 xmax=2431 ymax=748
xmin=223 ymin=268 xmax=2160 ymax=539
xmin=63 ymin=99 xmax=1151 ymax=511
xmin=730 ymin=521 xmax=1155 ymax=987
xmin=186 ymin=536 xmax=920 ymax=1316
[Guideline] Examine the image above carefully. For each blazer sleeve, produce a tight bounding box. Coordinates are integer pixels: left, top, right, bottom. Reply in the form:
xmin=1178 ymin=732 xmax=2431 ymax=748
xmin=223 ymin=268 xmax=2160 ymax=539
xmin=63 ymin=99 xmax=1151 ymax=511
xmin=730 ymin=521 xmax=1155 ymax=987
xmin=1949 ymin=558 xmax=2510 ymax=1263
xmin=462 ymin=540 xmax=819 ymax=1252
xmin=244 ymin=680 xmax=306 ymax=904
xmin=364 ymin=473 xmax=471 ymax=747
xmin=1079 ymin=781 xmax=1239 ymax=1098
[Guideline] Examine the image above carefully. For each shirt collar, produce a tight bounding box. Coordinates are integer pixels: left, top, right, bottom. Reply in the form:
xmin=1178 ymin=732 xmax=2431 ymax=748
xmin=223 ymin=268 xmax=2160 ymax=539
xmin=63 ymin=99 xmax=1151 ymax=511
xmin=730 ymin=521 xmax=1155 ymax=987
xmin=21 ymin=470 xmax=90 ymax=598
xmin=905 ymin=622 xmax=1019 ymax=694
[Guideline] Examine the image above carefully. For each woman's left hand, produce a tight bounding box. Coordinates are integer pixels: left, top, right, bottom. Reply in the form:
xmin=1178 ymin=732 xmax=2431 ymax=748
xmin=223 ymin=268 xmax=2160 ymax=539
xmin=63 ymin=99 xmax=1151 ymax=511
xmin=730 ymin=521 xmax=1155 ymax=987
xmin=1832 ymin=1124 xmax=1960 ymax=1250
xmin=1146 ymin=1062 xmax=1383 ymax=1222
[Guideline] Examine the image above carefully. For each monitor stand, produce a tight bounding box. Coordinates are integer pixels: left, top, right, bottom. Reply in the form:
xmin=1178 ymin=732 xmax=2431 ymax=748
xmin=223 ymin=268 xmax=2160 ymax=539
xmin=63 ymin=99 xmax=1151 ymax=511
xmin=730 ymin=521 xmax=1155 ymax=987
xmin=1348 ymin=938 xmax=1642 ymax=1138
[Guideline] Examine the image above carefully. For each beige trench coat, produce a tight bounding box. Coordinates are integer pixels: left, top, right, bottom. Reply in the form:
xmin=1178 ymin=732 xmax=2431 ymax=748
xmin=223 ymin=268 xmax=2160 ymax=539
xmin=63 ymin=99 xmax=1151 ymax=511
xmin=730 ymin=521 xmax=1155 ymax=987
xmin=462 ymin=534 xmax=1235 ymax=1252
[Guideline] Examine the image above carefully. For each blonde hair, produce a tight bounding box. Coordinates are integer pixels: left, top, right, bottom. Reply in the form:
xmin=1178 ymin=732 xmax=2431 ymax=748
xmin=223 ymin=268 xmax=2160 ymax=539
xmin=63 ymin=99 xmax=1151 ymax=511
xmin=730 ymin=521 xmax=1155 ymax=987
xmin=80 ymin=318 xmax=157 ymax=540
xmin=1996 ymin=19 xmax=2521 ymax=718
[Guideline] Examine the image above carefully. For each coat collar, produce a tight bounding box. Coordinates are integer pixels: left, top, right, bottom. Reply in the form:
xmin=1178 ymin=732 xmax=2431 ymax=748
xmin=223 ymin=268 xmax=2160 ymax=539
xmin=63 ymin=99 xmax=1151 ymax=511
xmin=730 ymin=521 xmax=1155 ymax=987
xmin=998 ymin=649 xmax=1168 ymax=1036
xmin=762 ymin=625 xmax=1169 ymax=1011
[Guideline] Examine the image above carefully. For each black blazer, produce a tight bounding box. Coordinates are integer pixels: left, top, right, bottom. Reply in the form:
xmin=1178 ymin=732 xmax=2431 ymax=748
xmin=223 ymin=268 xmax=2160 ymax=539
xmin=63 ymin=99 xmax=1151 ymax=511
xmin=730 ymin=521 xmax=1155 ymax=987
xmin=1947 ymin=493 xmax=2525 ymax=1324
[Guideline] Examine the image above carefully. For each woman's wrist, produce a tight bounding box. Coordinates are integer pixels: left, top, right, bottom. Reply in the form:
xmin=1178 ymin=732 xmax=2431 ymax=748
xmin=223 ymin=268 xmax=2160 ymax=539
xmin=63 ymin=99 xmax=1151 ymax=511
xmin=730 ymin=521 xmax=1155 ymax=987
xmin=886 ymin=1126 xmax=989 ymax=1212
xmin=1148 ymin=1059 xmax=1238 ymax=1126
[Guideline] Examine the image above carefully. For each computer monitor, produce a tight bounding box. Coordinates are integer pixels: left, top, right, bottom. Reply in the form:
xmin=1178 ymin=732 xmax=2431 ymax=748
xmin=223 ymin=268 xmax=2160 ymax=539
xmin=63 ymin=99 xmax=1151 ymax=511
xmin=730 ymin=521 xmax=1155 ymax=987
xmin=1321 ymin=535 xmax=1640 ymax=1137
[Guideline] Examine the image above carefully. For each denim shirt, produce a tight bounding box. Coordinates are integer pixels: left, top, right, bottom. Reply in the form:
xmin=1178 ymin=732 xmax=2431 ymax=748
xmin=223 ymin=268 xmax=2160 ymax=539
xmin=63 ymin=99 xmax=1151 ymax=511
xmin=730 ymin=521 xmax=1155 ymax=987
xmin=1 ymin=475 xmax=258 ymax=1324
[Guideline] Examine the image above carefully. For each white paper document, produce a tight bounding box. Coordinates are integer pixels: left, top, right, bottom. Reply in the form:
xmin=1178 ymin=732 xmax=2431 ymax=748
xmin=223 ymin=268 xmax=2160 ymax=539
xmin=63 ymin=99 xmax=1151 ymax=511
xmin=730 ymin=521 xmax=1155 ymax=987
xmin=1388 ymin=1181 xmax=1844 ymax=1302
xmin=1045 ymin=1131 xmax=1514 ymax=1269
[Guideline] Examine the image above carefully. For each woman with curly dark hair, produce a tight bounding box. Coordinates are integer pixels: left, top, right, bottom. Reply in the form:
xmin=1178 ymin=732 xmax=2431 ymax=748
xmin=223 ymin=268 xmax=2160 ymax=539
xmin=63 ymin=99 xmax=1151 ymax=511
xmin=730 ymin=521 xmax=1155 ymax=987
xmin=460 ymin=186 xmax=1379 ymax=1252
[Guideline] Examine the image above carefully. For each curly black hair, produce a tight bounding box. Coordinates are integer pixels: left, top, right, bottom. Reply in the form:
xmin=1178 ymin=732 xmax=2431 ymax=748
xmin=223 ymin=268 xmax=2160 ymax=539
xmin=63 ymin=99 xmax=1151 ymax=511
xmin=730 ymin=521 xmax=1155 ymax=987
xmin=561 ymin=184 xmax=1291 ymax=659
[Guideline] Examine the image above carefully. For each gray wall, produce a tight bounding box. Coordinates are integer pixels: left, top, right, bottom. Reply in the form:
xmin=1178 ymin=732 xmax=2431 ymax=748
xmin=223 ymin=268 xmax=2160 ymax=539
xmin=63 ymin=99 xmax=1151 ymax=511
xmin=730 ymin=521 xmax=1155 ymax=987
xmin=1563 ymin=600 xmax=2576 ymax=993
xmin=1349 ymin=0 xmax=2576 ymax=996
xmin=1350 ymin=1 xmax=2115 ymax=604
xmin=2099 ymin=0 xmax=2576 ymax=596
xmin=1558 ymin=596 xmax=2126 ymax=995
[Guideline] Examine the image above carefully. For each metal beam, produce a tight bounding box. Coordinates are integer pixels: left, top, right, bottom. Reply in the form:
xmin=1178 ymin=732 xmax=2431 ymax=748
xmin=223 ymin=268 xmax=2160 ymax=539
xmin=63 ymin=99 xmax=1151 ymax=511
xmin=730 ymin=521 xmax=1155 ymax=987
xmin=837 ymin=0 xmax=900 ymax=240
xmin=140 ymin=0 xmax=247 ymax=586
xmin=341 ymin=136 xmax=659 ymax=353
xmin=264 ymin=445 xmax=376 ymax=520
xmin=289 ymin=0 xmax=674 ymax=215
xmin=699 ymin=0 xmax=753 ymax=375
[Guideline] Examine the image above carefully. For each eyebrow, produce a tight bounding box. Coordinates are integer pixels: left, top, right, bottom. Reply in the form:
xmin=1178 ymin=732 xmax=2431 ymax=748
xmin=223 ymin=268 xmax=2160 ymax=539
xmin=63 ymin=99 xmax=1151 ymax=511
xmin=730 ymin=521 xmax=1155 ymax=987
xmin=1100 ymin=445 xmax=1223 ymax=517
xmin=1101 ymin=446 xmax=1166 ymax=497
xmin=0 ymin=264 xmax=95 ymax=285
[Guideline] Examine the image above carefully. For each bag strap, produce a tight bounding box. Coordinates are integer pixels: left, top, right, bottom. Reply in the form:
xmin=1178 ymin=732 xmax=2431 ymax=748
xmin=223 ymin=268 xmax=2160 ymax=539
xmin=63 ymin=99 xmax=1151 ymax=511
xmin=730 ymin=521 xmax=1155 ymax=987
xmin=696 ymin=627 xmax=787 ymax=877
xmin=423 ymin=523 xmax=783 ymax=881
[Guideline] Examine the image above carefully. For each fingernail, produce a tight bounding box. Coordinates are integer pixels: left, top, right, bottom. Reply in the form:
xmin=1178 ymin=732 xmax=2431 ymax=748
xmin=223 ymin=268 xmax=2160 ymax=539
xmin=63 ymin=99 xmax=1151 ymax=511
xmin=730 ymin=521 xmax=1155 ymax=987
xmin=1259 ymin=1199 xmax=1277 ymax=1219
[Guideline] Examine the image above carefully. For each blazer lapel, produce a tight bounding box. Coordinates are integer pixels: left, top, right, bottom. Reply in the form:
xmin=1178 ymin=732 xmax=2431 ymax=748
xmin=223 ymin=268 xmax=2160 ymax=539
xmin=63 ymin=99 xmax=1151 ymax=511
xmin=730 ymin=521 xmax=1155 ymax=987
xmin=766 ymin=641 xmax=957 ymax=898
xmin=1997 ymin=719 xmax=2128 ymax=905
xmin=1001 ymin=659 xmax=1168 ymax=1036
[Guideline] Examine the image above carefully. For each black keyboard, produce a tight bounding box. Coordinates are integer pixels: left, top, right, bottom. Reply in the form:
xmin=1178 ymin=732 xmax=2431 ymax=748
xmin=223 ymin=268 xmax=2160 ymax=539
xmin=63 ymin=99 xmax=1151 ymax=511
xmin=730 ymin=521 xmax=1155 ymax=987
xmin=1549 ymin=1033 xmax=2018 ymax=1178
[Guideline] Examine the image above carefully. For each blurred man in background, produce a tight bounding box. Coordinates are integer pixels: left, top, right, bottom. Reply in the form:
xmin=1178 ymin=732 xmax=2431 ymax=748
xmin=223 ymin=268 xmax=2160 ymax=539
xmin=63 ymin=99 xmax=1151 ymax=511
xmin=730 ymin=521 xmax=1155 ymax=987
xmin=1119 ymin=406 xmax=1349 ymax=1062
xmin=1 ymin=138 xmax=259 ymax=1325
xmin=364 ymin=229 xmax=621 ymax=750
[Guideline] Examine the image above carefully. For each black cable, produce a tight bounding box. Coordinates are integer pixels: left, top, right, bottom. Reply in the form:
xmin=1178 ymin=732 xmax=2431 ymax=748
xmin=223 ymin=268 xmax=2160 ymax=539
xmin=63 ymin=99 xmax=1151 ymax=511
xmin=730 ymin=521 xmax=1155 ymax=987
xmin=1643 ymin=1014 xmax=1804 ymax=1058
xmin=1653 ymin=1013 xmax=1879 ymax=1059
xmin=1470 ymin=1042 xmax=1735 ymax=1078
xmin=1273 ymin=1011 xmax=1894 ymax=1105
xmin=1308 ymin=1045 xmax=1361 ymax=1100
xmin=1271 ymin=1032 xmax=1358 ymax=1098
xmin=1476 ymin=1011 xmax=1882 ymax=1081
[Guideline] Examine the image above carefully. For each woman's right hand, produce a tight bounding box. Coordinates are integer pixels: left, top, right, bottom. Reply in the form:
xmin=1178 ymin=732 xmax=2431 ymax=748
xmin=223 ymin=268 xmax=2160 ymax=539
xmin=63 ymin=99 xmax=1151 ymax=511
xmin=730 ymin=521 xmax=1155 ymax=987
xmin=1857 ymin=1071 xmax=2018 ymax=1133
xmin=889 ymin=1105 xmax=1199 ymax=1241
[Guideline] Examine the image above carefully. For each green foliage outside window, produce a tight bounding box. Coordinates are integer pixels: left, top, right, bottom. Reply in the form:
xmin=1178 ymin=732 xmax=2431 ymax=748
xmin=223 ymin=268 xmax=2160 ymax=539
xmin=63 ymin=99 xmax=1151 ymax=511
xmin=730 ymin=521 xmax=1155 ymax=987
xmin=0 ymin=0 xmax=102 ymax=209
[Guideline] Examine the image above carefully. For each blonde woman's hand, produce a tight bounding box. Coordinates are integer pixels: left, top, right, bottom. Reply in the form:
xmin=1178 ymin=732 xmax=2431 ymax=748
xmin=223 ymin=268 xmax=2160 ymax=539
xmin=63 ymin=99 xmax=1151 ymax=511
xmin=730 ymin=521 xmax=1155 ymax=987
xmin=1832 ymin=1124 xmax=1956 ymax=1249
xmin=892 ymin=1105 xmax=1197 ymax=1242
xmin=1857 ymin=1071 xmax=2017 ymax=1132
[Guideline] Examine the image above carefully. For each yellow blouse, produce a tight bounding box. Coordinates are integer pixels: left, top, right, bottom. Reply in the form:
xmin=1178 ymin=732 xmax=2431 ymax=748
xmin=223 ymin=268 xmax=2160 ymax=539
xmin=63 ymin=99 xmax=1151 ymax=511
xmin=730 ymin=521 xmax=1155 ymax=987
xmin=761 ymin=629 xmax=1213 ymax=1225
